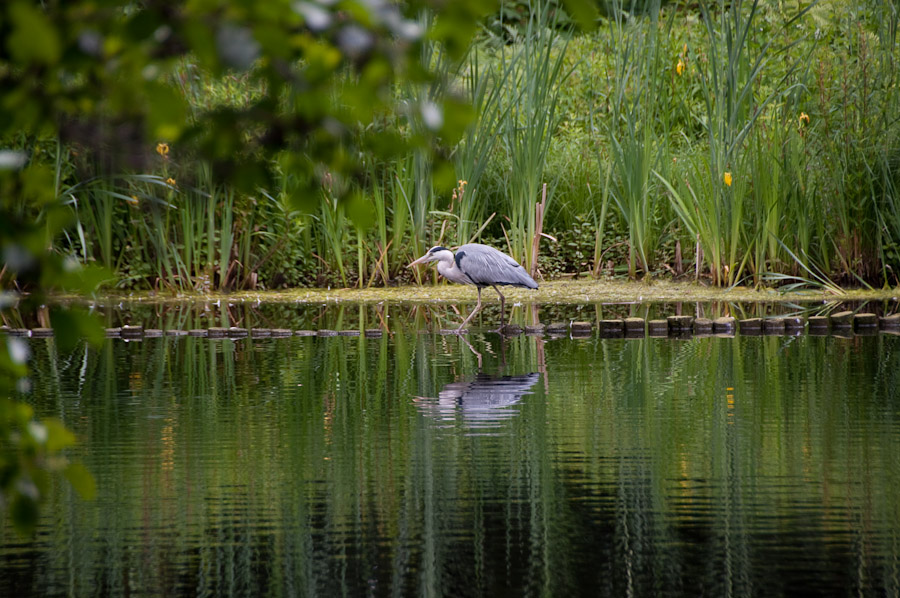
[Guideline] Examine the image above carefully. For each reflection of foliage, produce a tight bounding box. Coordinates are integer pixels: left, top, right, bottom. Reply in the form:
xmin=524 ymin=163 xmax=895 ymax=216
xmin=9 ymin=332 xmax=900 ymax=594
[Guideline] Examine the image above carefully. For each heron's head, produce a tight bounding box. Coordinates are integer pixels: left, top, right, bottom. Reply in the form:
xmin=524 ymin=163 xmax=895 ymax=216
xmin=408 ymin=246 xmax=452 ymax=268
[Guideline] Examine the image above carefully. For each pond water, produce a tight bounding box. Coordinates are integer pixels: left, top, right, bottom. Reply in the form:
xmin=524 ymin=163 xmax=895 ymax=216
xmin=2 ymin=327 xmax=900 ymax=597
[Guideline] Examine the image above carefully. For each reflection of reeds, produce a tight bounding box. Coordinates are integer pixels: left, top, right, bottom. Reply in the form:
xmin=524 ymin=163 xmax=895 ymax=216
xmin=17 ymin=329 xmax=900 ymax=595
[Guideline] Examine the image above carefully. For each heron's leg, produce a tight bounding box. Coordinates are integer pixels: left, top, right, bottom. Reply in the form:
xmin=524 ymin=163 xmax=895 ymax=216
xmin=491 ymin=285 xmax=507 ymax=329
xmin=457 ymin=287 xmax=483 ymax=333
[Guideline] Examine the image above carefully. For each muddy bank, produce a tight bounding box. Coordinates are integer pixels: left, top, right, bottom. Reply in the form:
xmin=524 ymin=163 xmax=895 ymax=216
xmin=56 ymin=279 xmax=900 ymax=307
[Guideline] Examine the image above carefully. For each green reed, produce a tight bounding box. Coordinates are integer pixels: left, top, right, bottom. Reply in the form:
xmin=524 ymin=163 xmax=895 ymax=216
xmin=316 ymin=183 xmax=350 ymax=288
xmin=655 ymin=0 xmax=795 ymax=286
xmin=368 ymin=167 xmax=391 ymax=285
xmin=871 ymin=0 xmax=900 ymax=284
xmin=603 ymin=0 xmax=670 ymax=279
xmin=498 ymin=0 xmax=571 ymax=274
xmin=450 ymin=53 xmax=510 ymax=247
xmin=14 ymin=1 xmax=900 ymax=291
xmin=62 ymin=162 xmax=251 ymax=291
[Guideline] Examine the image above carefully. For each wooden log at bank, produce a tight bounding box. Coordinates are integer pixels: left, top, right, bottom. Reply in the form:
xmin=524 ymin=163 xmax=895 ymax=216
xmin=853 ymin=313 xmax=878 ymax=329
xmin=500 ymin=324 xmax=524 ymax=335
xmin=880 ymin=314 xmax=900 ymax=329
xmin=713 ymin=317 xmax=736 ymax=333
xmin=597 ymin=320 xmax=623 ymax=337
xmin=571 ymin=322 xmax=593 ymax=337
xmin=807 ymin=316 xmax=830 ymax=332
xmin=739 ymin=318 xmax=762 ymax=335
xmin=623 ymin=317 xmax=645 ymax=334
xmin=829 ymin=311 xmax=854 ymax=327
xmin=648 ymin=320 xmax=668 ymax=337
xmin=783 ymin=316 xmax=805 ymax=330
xmin=667 ymin=315 xmax=694 ymax=333
xmin=121 ymin=325 xmax=143 ymax=338
xmin=763 ymin=318 xmax=785 ymax=334
xmin=546 ymin=323 xmax=568 ymax=335
xmin=693 ymin=318 xmax=713 ymax=334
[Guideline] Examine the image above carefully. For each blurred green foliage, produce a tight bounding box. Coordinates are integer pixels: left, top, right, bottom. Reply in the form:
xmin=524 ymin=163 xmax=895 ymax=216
xmin=4 ymin=0 xmax=584 ymax=533
xmin=0 ymin=0 xmax=499 ymax=213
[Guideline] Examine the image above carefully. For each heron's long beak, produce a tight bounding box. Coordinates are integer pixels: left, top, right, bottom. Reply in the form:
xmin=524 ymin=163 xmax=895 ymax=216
xmin=407 ymin=254 xmax=431 ymax=268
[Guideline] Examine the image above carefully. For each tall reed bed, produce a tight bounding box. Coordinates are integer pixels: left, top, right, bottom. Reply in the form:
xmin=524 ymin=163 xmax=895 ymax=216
xmin=62 ymin=156 xmax=285 ymax=291
xmin=600 ymin=0 xmax=671 ymax=279
xmin=496 ymin=1 xmax=571 ymax=275
xmin=653 ymin=0 xmax=782 ymax=286
xmin=9 ymin=0 xmax=900 ymax=291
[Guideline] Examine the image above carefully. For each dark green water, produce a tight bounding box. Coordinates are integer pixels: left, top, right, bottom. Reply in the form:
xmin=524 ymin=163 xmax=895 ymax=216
xmin=2 ymin=331 xmax=900 ymax=597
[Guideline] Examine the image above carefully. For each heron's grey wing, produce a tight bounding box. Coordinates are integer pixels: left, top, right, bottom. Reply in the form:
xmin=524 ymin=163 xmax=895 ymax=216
xmin=462 ymin=373 xmax=541 ymax=407
xmin=455 ymin=244 xmax=538 ymax=288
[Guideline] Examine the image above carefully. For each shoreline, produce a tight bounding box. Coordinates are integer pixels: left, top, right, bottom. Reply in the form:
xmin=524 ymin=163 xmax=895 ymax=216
xmin=44 ymin=279 xmax=900 ymax=306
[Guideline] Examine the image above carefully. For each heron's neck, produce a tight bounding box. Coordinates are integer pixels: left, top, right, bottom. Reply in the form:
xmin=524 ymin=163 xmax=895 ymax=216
xmin=436 ymin=258 xmax=458 ymax=278
xmin=437 ymin=256 xmax=470 ymax=284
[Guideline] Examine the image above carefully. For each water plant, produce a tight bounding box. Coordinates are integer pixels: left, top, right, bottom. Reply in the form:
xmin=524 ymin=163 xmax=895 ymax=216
xmin=497 ymin=0 xmax=571 ymax=275
xmin=602 ymin=0 xmax=670 ymax=279
xmin=6 ymin=1 xmax=900 ymax=291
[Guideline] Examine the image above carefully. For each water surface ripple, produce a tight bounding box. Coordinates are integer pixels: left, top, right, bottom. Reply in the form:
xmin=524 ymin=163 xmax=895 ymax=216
xmin=2 ymin=333 xmax=899 ymax=597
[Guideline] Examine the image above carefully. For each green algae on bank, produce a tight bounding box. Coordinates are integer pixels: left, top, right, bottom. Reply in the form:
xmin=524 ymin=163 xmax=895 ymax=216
xmin=83 ymin=279 xmax=900 ymax=306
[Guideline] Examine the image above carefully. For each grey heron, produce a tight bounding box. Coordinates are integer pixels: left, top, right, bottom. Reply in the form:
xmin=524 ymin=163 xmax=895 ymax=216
xmin=408 ymin=244 xmax=538 ymax=333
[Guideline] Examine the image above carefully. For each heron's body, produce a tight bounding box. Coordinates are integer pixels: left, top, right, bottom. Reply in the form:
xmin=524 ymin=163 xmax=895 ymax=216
xmin=408 ymin=243 xmax=538 ymax=332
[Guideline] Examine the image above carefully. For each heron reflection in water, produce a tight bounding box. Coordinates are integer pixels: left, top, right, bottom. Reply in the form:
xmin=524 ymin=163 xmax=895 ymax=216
xmin=413 ymin=373 xmax=540 ymax=429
